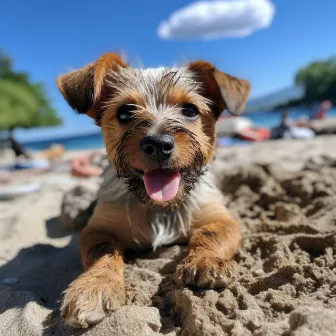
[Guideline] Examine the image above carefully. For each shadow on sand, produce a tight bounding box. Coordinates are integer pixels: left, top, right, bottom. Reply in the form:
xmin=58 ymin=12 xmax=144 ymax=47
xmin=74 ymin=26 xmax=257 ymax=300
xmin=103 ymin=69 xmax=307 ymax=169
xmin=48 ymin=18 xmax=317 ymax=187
xmin=0 ymin=215 xmax=87 ymax=335
xmin=0 ymin=215 xmax=187 ymax=335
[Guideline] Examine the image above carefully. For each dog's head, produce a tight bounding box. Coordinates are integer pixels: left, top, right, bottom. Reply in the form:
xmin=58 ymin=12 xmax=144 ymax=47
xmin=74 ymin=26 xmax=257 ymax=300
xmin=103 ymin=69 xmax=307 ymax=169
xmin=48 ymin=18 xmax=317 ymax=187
xmin=57 ymin=53 xmax=250 ymax=207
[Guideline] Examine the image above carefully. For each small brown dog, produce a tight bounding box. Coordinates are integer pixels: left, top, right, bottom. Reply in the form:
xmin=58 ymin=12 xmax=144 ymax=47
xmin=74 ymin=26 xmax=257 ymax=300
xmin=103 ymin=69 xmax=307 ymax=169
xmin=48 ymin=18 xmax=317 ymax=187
xmin=57 ymin=52 xmax=250 ymax=328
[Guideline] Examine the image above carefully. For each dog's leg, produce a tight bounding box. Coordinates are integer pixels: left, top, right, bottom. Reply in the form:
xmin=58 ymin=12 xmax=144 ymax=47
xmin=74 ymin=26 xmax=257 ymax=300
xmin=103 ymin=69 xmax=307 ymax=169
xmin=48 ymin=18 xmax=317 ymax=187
xmin=61 ymin=226 xmax=125 ymax=328
xmin=175 ymin=205 xmax=241 ymax=289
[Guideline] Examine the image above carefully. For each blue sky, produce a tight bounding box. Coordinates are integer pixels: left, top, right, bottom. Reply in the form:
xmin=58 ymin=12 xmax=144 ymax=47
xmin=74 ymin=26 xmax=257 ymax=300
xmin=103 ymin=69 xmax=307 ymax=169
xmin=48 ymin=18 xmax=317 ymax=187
xmin=1 ymin=0 xmax=336 ymax=141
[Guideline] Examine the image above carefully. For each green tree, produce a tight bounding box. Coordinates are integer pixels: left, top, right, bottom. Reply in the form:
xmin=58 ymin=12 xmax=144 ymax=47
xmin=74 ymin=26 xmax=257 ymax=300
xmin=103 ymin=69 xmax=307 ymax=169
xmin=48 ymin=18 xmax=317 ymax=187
xmin=0 ymin=50 xmax=62 ymax=156
xmin=295 ymin=57 xmax=336 ymax=105
xmin=274 ymin=57 xmax=336 ymax=110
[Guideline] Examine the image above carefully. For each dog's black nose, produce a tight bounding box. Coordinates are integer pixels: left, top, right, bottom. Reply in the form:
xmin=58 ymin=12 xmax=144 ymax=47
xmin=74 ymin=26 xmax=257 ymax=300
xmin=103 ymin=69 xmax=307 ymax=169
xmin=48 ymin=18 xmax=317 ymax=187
xmin=141 ymin=135 xmax=175 ymax=160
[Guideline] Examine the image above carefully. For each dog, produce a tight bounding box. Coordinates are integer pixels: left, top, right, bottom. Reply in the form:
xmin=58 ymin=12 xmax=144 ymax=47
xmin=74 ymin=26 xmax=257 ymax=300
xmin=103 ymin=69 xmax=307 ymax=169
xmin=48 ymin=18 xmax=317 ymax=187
xmin=57 ymin=52 xmax=250 ymax=328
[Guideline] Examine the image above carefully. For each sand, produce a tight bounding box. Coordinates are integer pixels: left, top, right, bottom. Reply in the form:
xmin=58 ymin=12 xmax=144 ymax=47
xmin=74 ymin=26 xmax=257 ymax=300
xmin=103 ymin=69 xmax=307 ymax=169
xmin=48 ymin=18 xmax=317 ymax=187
xmin=0 ymin=135 xmax=335 ymax=336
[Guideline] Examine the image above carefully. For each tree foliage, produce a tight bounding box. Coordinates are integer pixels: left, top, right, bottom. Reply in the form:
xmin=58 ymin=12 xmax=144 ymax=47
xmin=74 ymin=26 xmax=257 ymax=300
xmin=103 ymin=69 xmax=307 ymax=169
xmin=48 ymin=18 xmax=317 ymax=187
xmin=295 ymin=57 xmax=336 ymax=105
xmin=273 ymin=57 xmax=336 ymax=110
xmin=0 ymin=50 xmax=62 ymax=131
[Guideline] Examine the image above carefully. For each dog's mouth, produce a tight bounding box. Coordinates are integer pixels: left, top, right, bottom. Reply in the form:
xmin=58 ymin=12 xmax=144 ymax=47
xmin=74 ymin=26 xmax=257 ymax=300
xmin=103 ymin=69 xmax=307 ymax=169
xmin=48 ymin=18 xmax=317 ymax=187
xmin=134 ymin=168 xmax=181 ymax=202
xmin=144 ymin=169 xmax=181 ymax=202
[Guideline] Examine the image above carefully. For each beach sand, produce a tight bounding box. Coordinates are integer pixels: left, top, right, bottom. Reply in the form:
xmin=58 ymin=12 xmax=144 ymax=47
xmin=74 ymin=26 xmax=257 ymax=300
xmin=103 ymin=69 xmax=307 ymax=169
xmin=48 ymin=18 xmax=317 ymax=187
xmin=0 ymin=136 xmax=335 ymax=336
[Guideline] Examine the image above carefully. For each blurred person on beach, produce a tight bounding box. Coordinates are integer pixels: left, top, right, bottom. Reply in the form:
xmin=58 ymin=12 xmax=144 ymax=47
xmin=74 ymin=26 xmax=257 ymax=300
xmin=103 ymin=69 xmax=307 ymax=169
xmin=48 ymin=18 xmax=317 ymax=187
xmin=295 ymin=100 xmax=333 ymax=127
xmin=270 ymin=111 xmax=291 ymax=139
xmin=271 ymin=110 xmax=315 ymax=140
xmin=311 ymin=100 xmax=332 ymax=120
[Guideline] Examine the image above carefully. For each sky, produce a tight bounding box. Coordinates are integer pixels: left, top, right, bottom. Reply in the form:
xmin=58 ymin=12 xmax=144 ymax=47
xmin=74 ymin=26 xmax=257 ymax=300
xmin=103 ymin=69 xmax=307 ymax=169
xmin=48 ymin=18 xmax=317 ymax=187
xmin=1 ymin=0 xmax=336 ymax=142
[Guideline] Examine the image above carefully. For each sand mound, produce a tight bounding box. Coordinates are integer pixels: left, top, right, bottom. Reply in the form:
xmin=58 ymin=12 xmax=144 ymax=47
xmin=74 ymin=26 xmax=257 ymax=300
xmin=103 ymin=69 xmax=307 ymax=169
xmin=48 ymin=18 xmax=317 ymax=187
xmin=1 ymin=137 xmax=336 ymax=336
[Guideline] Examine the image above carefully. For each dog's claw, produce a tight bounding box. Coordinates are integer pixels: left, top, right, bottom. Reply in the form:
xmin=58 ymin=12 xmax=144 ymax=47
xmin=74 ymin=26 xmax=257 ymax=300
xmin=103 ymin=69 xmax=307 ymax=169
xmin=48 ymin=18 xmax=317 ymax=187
xmin=105 ymin=298 xmax=112 ymax=311
xmin=178 ymin=268 xmax=185 ymax=279
xmin=211 ymin=267 xmax=217 ymax=278
xmin=175 ymin=254 xmax=235 ymax=289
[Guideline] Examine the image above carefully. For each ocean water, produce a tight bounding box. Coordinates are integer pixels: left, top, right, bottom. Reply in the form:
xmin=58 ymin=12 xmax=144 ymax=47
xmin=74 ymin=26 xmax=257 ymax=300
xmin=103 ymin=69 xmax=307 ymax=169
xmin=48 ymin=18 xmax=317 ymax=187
xmin=23 ymin=132 xmax=105 ymax=151
xmin=23 ymin=108 xmax=336 ymax=151
xmin=247 ymin=108 xmax=336 ymax=128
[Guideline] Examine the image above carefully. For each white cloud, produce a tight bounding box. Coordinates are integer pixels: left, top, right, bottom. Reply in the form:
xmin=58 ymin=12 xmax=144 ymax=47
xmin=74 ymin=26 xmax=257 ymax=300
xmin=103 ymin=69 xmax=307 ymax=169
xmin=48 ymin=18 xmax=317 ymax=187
xmin=157 ymin=0 xmax=275 ymax=40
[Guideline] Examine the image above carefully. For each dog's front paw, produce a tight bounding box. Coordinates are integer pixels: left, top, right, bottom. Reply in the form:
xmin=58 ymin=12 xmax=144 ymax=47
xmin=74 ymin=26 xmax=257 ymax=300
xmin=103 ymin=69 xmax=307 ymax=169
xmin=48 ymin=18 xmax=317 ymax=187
xmin=175 ymin=253 xmax=235 ymax=289
xmin=61 ymin=270 xmax=125 ymax=328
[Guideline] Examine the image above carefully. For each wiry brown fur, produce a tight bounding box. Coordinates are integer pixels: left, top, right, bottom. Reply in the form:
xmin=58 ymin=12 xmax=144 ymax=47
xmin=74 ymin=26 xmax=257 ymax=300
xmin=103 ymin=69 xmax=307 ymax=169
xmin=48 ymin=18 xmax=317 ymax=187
xmin=57 ymin=52 xmax=250 ymax=328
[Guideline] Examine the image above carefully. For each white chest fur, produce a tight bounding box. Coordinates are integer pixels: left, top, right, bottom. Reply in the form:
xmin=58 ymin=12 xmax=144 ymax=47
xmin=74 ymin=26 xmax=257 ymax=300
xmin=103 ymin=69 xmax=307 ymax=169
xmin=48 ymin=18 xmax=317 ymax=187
xmin=97 ymin=165 xmax=221 ymax=249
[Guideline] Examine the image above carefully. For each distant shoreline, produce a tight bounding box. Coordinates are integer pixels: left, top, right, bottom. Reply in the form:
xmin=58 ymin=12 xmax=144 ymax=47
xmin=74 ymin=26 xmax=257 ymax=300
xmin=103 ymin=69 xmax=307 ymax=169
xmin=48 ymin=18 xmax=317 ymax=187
xmin=22 ymin=131 xmax=105 ymax=152
xmin=22 ymin=130 xmax=102 ymax=146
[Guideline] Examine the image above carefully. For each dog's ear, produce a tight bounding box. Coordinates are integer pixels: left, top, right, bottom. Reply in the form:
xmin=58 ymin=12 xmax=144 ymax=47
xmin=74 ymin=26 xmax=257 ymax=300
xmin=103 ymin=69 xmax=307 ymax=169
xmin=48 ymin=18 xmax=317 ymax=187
xmin=57 ymin=53 xmax=127 ymax=119
xmin=188 ymin=61 xmax=250 ymax=117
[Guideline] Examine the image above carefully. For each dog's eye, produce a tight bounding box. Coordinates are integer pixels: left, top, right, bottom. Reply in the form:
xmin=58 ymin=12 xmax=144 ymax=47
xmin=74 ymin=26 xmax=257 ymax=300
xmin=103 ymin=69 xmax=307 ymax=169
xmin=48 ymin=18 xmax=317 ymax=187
xmin=117 ymin=105 xmax=135 ymax=123
xmin=182 ymin=103 xmax=199 ymax=120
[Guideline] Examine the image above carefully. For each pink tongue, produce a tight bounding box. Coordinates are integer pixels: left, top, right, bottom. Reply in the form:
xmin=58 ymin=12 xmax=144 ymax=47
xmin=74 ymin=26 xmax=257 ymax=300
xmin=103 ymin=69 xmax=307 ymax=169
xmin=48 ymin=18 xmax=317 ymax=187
xmin=144 ymin=170 xmax=181 ymax=202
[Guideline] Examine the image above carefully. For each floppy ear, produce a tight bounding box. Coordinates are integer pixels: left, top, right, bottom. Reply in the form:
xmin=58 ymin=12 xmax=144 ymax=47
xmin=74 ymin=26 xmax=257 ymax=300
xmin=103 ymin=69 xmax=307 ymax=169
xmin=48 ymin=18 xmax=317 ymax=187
xmin=57 ymin=53 xmax=128 ymax=119
xmin=188 ymin=61 xmax=251 ymax=116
